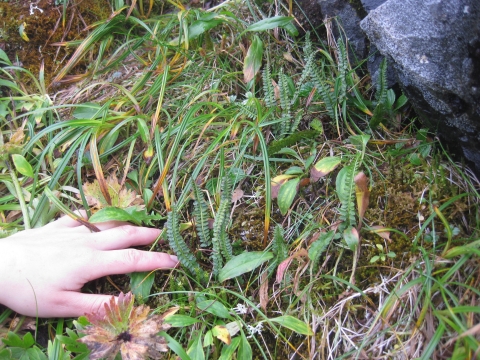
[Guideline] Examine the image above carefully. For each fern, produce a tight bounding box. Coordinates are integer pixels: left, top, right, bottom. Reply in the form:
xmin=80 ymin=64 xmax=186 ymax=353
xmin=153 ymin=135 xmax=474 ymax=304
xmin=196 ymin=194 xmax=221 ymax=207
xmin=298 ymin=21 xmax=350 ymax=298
xmin=370 ymin=58 xmax=388 ymax=128
xmin=278 ymin=68 xmax=292 ymax=136
xmin=237 ymin=102 xmax=257 ymax=120
xmin=193 ymin=183 xmax=211 ymax=248
xmin=271 ymin=225 xmax=288 ymax=273
xmin=262 ymin=64 xmax=276 ymax=108
xmin=336 ymin=38 xmax=348 ymax=104
xmin=211 ymin=174 xmax=233 ymax=274
xmin=167 ymin=205 xmax=202 ymax=276
xmin=335 ymin=155 xmax=361 ymax=229
xmin=311 ymin=61 xmax=335 ymax=119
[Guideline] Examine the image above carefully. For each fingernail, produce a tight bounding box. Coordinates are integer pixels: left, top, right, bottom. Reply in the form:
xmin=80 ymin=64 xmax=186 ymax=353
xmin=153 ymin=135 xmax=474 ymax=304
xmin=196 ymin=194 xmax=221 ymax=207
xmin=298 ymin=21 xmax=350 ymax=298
xmin=170 ymin=255 xmax=179 ymax=263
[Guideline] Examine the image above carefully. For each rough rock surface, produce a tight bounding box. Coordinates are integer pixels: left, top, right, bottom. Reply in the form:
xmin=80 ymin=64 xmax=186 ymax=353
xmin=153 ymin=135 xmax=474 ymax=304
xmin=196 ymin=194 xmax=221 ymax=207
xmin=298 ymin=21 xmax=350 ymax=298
xmin=361 ymin=0 xmax=480 ymax=173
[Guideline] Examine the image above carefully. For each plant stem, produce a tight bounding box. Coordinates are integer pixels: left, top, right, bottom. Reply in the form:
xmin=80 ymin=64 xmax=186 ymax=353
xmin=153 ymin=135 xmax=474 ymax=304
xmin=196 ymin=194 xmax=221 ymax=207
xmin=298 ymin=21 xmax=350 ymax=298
xmin=7 ymin=160 xmax=31 ymax=229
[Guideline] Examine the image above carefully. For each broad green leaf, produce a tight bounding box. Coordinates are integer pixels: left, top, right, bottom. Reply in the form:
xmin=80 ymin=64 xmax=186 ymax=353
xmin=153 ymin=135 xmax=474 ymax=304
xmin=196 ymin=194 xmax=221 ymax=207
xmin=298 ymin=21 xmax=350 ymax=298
xmin=308 ymin=231 xmax=334 ymax=261
xmin=187 ymin=334 xmax=204 ymax=360
xmin=72 ymin=103 xmax=104 ymax=119
xmin=237 ymin=332 xmax=252 ymax=360
xmin=218 ymin=251 xmax=273 ymax=282
xmin=310 ymin=156 xmax=341 ymax=182
xmin=129 ymin=271 xmax=154 ymax=303
xmin=161 ymin=332 xmax=191 ymax=360
xmin=269 ymin=315 xmax=313 ymax=335
xmin=245 ymin=16 xmax=294 ymax=32
xmin=0 ymin=49 xmax=11 ymax=65
xmin=165 ymin=315 xmax=200 ymax=327
xmin=11 ymin=154 xmax=33 ymax=178
xmin=343 ymin=227 xmax=359 ymax=251
xmin=89 ymin=206 xmax=138 ymax=224
xmin=285 ymin=166 xmax=304 ymax=175
xmin=188 ymin=17 xmax=224 ymax=40
xmin=136 ymin=118 xmax=149 ymax=143
xmin=277 ymin=177 xmax=300 ymax=215
xmin=243 ymin=35 xmax=263 ymax=83
xmin=196 ymin=299 xmax=231 ymax=319
xmin=218 ymin=337 xmax=240 ymax=360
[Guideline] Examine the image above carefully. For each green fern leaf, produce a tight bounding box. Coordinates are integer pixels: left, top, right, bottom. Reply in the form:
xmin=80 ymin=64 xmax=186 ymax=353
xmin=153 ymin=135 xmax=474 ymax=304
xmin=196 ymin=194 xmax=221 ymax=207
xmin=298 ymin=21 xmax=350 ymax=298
xmin=167 ymin=206 xmax=202 ymax=276
xmin=193 ymin=183 xmax=211 ymax=248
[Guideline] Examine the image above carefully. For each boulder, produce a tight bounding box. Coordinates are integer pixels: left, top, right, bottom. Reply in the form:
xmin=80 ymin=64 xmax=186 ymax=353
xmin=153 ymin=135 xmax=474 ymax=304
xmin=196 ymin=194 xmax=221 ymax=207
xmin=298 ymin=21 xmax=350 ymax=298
xmin=361 ymin=0 xmax=480 ymax=173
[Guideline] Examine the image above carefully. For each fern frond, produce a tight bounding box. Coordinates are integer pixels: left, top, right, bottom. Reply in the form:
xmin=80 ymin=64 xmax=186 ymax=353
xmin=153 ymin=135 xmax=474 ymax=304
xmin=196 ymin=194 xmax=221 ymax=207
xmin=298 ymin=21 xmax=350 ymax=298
xmin=167 ymin=206 xmax=202 ymax=275
xmin=370 ymin=58 xmax=389 ymax=128
xmin=211 ymin=174 xmax=233 ymax=274
xmin=262 ymin=64 xmax=276 ymax=108
xmin=193 ymin=183 xmax=211 ymax=248
xmin=375 ymin=57 xmax=388 ymax=105
xmin=336 ymin=38 xmax=348 ymax=103
xmin=237 ymin=103 xmax=257 ymax=119
xmin=278 ymin=69 xmax=292 ymax=136
xmin=291 ymin=52 xmax=314 ymax=108
xmin=267 ymin=225 xmax=288 ymax=277
xmin=311 ymin=62 xmax=335 ymax=119
xmin=336 ymin=157 xmax=361 ymax=229
xmin=290 ymin=109 xmax=304 ymax=134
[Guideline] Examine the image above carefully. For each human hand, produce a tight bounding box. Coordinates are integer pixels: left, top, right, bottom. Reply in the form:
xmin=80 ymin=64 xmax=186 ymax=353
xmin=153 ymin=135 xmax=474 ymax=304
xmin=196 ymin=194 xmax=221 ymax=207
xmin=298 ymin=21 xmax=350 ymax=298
xmin=0 ymin=212 xmax=178 ymax=317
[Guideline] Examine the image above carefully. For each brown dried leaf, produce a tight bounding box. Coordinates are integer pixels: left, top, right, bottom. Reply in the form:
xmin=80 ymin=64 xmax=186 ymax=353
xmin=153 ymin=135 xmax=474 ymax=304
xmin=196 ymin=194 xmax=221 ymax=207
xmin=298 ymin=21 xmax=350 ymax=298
xmin=354 ymin=171 xmax=370 ymax=230
xmin=275 ymin=248 xmax=308 ymax=284
xmin=370 ymin=226 xmax=391 ymax=242
xmin=83 ymin=174 xmax=144 ymax=211
xmin=259 ymin=271 xmax=269 ymax=312
xmin=79 ymin=292 xmax=174 ymax=360
xmin=232 ymin=187 xmax=244 ymax=203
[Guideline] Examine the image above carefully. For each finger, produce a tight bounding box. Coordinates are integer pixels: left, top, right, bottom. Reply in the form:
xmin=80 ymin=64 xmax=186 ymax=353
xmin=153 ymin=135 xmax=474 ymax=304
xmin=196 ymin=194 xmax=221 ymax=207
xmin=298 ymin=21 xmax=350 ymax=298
xmin=42 ymin=292 xmax=117 ymax=318
xmin=86 ymin=225 xmax=162 ymax=250
xmin=44 ymin=210 xmax=88 ymax=228
xmin=91 ymin=249 xmax=179 ymax=279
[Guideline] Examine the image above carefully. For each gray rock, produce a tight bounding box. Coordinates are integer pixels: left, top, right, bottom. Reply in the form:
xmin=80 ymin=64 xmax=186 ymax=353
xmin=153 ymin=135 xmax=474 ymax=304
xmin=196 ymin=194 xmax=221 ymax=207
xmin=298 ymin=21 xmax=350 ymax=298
xmin=361 ymin=0 xmax=480 ymax=174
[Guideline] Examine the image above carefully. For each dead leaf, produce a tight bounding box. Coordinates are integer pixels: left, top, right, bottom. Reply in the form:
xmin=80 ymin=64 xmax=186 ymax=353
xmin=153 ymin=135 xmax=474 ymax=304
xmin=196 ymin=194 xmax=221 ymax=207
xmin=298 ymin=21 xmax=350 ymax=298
xmin=232 ymin=188 xmax=244 ymax=203
xmin=370 ymin=226 xmax=391 ymax=242
xmin=276 ymin=248 xmax=308 ymax=284
xmin=79 ymin=292 xmax=175 ymax=360
xmin=354 ymin=172 xmax=370 ymax=230
xmin=259 ymin=271 xmax=269 ymax=312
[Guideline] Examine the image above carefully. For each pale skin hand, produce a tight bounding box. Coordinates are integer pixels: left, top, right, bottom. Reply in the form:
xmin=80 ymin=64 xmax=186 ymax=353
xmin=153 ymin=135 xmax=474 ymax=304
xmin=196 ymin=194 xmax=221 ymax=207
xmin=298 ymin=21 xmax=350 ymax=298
xmin=0 ymin=213 xmax=178 ymax=318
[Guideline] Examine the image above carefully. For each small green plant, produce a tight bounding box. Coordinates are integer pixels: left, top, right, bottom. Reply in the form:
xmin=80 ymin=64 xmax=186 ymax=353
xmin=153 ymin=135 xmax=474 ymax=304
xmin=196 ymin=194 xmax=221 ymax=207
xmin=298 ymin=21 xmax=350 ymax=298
xmin=369 ymin=243 xmax=396 ymax=263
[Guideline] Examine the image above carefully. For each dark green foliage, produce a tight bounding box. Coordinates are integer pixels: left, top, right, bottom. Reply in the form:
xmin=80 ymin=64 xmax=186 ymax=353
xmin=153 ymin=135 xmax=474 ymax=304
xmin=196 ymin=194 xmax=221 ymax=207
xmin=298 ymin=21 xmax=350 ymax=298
xmin=370 ymin=58 xmax=388 ymax=128
xmin=193 ymin=183 xmax=212 ymax=248
xmin=267 ymin=129 xmax=319 ymax=156
xmin=262 ymin=64 xmax=276 ymax=108
xmin=269 ymin=225 xmax=288 ymax=276
xmin=278 ymin=68 xmax=292 ymax=136
xmin=167 ymin=206 xmax=203 ymax=276
xmin=211 ymin=174 xmax=233 ymax=275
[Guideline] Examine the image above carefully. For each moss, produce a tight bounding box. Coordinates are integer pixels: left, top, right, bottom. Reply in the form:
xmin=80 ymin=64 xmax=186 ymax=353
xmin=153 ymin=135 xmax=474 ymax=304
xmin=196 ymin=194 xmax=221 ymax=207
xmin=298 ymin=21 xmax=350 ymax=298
xmin=0 ymin=0 xmax=110 ymax=88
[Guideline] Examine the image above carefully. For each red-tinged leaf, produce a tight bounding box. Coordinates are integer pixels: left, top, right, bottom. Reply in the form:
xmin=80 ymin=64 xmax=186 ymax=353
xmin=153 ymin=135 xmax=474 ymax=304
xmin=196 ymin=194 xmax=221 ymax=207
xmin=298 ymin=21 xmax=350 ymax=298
xmin=310 ymin=156 xmax=341 ymax=182
xmin=275 ymin=249 xmax=308 ymax=284
xmin=370 ymin=226 xmax=391 ymax=242
xmin=277 ymin=178 xmax=300 ymax=215
xmin=343 ymin=227 xmax=359 ymax=252
xmin=243 ymin=35 xmax=263 ymax=83
xmin=79 ymin=292 xmax=175 ymax=360
xmin=354 ymin=171 xmax=370 ymax=230
xmin=271 ymin=174 xmax=295 ymax=199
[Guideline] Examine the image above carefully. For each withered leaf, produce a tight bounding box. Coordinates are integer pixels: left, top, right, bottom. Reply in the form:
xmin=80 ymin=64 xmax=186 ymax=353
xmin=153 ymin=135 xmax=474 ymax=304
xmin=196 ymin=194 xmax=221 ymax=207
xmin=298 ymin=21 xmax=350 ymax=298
xmin=354 ymin=171 xmax=370 ymax=230
xmin=83 ymin=174 xmax=144 ymax=211
xmin=79 ymin=292 xmax=177 ymax=360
